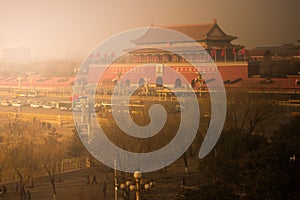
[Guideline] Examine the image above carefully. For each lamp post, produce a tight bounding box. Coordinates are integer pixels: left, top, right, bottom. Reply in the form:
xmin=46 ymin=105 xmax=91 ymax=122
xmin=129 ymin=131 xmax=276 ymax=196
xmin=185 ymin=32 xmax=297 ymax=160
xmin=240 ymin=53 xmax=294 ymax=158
xmin=133 ymin=171 xmax=142 ymax=200
xmin=144 ymin=76 xmax=150 ymax=95
xmin=17 ymin=75 xmax=22 ymax=90
xmin=194 ymin=72 xmax=203 ymax=97
xmin=119 ymin=171 xmax=155 ymax=200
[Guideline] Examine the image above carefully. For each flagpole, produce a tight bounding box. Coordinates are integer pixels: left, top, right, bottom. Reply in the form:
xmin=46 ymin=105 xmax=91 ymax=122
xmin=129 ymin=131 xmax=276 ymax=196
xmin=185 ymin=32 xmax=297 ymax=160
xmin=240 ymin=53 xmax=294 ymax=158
xmin=215 ymin=53 xmax=216 ymax=62
xmin=225 ymin=45 xmax=227 ymax=63
xmin=210 ymin=48 xmax=217 ymax=62
xmin=242 ymin=48 xmax=246 ymax=62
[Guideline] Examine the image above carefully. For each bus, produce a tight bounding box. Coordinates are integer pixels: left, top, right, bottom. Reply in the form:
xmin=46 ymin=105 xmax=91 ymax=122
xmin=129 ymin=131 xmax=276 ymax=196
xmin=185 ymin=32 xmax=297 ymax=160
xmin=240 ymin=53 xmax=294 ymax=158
xmin=57 ymin=101 xmax=72 ymax=111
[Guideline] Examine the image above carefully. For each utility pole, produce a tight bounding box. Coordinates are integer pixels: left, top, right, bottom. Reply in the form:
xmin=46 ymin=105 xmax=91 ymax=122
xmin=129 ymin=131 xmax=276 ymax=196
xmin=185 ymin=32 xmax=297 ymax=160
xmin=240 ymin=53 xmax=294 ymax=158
xmin=114 ymin=160 xmax=118 ymax=200
xmin=17 ymin=74 xmax=22 ymax=90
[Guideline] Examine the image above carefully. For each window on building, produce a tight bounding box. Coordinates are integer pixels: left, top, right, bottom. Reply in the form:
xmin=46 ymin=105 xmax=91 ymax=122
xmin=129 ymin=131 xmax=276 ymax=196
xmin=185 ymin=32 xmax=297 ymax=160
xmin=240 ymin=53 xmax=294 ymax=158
xmin=172 ymin=54 xmax=179 ymax=62
xmin=156 ymin=77 xmax=163 ymax=87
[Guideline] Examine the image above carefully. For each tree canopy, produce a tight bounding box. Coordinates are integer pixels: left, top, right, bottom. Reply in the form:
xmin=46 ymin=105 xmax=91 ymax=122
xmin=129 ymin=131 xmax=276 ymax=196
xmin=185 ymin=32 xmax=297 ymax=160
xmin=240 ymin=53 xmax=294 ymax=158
xmin=181 ymin=117 xmax=300 ymax=199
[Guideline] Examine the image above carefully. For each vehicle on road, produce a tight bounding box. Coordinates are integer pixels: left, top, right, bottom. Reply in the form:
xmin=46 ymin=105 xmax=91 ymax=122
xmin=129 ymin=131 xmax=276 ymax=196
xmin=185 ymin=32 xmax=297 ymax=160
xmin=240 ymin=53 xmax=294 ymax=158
xmin=30 ymin=103 xmax=41 ymax=108
xmin=43 ymin=104 xmax=55 ymax=109
xmin=0 ymin=101 xmax=11 ymax=106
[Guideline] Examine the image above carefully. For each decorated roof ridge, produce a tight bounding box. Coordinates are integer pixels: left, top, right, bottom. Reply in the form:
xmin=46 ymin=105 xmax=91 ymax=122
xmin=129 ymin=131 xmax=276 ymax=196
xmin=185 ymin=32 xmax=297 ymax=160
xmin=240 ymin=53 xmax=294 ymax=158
xmin=157 ymin=21 xmax=216 ymax=29
xmin=133 ymin=19 xmax=236 ymax=44
xmin=151 ymin=18 xmax=217 ymax=29
xmin=206 ymin=24 xmax=236 ymax=39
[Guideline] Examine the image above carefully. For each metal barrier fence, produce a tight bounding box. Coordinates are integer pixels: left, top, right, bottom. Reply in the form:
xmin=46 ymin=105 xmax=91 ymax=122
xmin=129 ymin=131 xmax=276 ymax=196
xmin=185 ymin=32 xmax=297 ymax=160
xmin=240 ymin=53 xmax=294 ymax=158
xmin=0 ymin=158 xmax=86 ymax=184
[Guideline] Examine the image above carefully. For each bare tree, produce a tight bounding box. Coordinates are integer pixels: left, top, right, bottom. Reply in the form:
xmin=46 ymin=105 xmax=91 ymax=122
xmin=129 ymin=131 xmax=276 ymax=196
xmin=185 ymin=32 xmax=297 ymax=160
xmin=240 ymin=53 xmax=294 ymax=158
xmin=5 ymin=117 xmax=26 ymax=138
xmin=66 ymin=129 xmax=89 ymax=169
xmin=0 ymin=145 xmax=8 ymax=183
xmin=6 ymin=138 xmax=39 ymax=200
xmin=2 ymin=119 xmax=41 ymax=200
xmin=41 ymin=131 xmax=64 ymax=200
xmin=226 ymin=89 xmax=275 ymax=134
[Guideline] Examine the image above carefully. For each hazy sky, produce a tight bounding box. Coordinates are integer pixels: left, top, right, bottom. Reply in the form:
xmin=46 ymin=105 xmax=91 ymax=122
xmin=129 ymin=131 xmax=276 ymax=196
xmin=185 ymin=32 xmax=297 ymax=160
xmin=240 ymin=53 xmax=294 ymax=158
xmin=0 ymin=0 xmax=299 ymax=60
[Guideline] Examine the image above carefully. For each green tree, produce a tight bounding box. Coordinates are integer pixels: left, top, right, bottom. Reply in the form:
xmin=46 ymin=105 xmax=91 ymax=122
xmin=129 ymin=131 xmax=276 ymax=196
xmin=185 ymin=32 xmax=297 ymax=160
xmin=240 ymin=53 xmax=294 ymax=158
xmin=240 ymin=117 xmax=300 ymax=199
xmin=259 ymin=52 xmax=273 ymax=78
xmin=178 ymin=182 xmax=238 ymax=200
xmin=199 ymin=129 xmax=266 ymax=185
xmin=190 ymin=118 xmax=300 ymax=199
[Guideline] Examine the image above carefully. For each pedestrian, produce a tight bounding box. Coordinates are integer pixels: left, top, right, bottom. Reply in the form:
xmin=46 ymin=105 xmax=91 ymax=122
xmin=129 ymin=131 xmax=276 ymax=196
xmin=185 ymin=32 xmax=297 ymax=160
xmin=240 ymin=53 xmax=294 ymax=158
xmin=14 ymin=182 xmax=19 ymax=193
xmin=102 ymin=182 xmax=107 ymax=198
xmin=181 ymin=177 xmax=186 ymax=186
xmin=92 ymin=174 xmax=97 ymax=184
xmin=86 ymin=175 xmax=90 ymax=185
xmin=2 ymin=185 xmax=6 ymax=194
xmin=183 ymin=153 xmax=190 ymax=174
xmin=0 ymin=185 xmax=3 ymax=197
xmin=27 ymin=190 xmax=31 ymax=200
xmin=21 ymin=188 xmax=26 ymax=200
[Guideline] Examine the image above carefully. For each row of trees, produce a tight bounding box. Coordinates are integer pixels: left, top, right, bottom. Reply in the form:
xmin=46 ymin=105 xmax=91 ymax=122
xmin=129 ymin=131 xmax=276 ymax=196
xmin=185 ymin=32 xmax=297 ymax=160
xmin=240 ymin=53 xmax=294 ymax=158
xmin=0 ymin=117 xmax=117 ymax=200
xmin=0 ymin=119 xmax=65 ymax=200
xmin=181 ymin=104 xmax=300 ymax=200
xmin=0 ymin=98 xmax=191 ymax=199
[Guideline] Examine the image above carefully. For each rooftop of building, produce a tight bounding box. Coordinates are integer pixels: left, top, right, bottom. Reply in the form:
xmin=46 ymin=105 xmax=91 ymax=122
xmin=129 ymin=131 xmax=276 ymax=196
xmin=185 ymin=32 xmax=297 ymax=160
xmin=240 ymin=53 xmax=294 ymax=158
xmin=132 ymin=19 xmax=237 ymax=45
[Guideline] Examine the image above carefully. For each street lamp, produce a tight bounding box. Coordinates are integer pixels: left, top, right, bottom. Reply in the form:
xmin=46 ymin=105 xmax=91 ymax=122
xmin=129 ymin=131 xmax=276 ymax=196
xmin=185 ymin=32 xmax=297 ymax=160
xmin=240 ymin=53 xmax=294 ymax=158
xmin=119 ymin=171 xmax=155 ymax=200
xmin=133 ymin=171 xmax=142 ymax=200
xmin=195 ymin=72 xmax=203 ymax=97
xmin=119 ymin=180 xmax=131 ymax=199
xmin=144 ymin=76 xmax=150 ymax=95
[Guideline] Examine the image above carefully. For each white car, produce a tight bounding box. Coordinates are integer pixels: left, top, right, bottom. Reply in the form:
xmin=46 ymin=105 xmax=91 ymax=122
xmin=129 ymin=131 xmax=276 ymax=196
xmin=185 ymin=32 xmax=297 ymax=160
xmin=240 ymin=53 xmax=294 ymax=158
xmin=30 ymin=103 xmax=41 ymax=108
xmin=0 ymin=101 xmax=11 ymax=106
xmin=43 ymin=104 xmax=54 ymax=109
xmin=12 ymin=102 xmax=23 ymax=107
xmin=60 ymin=107 xmax=70 ymax=111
